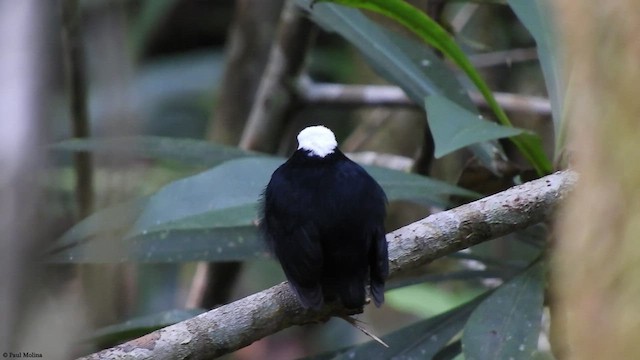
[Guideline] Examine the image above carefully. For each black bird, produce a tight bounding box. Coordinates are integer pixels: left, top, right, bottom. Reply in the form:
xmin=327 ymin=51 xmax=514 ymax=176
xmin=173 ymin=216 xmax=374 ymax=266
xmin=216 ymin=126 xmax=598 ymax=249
xmin=261 ymin=125 xmax=388 ymax=310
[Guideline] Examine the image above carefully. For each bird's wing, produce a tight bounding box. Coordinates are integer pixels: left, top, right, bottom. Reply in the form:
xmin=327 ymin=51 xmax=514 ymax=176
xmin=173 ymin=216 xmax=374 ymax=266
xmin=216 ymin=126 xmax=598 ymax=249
xmin=369 ymin=225 xmax=388 ymax=307
xmin=274 ymin=224 xmax=324 ymax=309
xmin=261 ymin=171 xmax=325 ymax=308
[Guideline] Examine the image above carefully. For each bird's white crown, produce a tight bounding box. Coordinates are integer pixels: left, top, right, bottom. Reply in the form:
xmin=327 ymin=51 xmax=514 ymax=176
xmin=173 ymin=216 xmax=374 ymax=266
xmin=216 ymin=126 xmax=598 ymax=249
xmin=297 ymin=125 xmax=338 ymax=158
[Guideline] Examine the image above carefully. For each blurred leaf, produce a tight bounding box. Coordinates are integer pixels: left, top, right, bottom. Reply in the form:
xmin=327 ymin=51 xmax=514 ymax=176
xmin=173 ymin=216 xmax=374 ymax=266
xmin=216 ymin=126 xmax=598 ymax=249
xmin=49 ymin=226 xmax=266 ymax=263
xmin=52 ymin=136 xmax=258 ymax=167
xmin=312 ymin=0 xmax=551 ymax=174
xmin=508 ymin=0 xmax=563 ymax=152
xmin=513 ymin=131 xmax=550 ymax=172
xmin=462 ymin=262 xmax=545 ymax=360
xmin=386 ymin=283 xmax=482 ymax=318
xmin=82 ymin=51 xmax=223 ymax=139
xmin=126 ymin=157 xmax=477 ymax=239
xmin=387 ymin=269 xmax=509 ymax=291
xmin=88 ymin=308 xmax=206 ymax=347
xmin=309 ymin=296 xmax=484 ymax=360
xmin=426 ymin=95 xmax=524 ymax=158
xmin=50 ymin=157 xmax=476 ymax=263
xmin=47 ymin=198 xmax=148 ymax=256
xmin=130 ymin=0 xmax=181 ymax=59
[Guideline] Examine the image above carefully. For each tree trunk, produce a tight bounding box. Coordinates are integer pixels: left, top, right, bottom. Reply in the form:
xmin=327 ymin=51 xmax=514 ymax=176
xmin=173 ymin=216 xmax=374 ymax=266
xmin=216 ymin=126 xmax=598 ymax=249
xmin=552 ymin=0 xmax=640 ymax=358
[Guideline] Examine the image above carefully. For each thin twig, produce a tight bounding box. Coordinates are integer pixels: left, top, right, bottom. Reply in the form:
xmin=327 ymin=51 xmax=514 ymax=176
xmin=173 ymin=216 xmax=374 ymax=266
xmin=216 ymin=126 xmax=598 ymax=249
xmin=78 ymin=170 xmax=577 ymax=360
xmin=467 ymin=47 xmax=539 ymax=68
xmin=298 ymin=80 xmax=414 ymax=107
xmin=468 ymin=91 xmax=551 ymax=115
xmin=60 ymin=0 xmax=93 ymax=218
xmin=298 ymin=80 xmax=552 ymax=115
xmin=206 ymin=0 xmax=285 ymax=145
xmin=345 ymin=151 xmax=414 ymax=172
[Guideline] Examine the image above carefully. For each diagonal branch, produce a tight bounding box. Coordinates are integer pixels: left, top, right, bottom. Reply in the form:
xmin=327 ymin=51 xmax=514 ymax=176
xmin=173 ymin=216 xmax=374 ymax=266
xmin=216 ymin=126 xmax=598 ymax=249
xmin=78 ymin=170 xmax=576 ymax=360
xmin=238 ymin=0 xmax=316 ymax=153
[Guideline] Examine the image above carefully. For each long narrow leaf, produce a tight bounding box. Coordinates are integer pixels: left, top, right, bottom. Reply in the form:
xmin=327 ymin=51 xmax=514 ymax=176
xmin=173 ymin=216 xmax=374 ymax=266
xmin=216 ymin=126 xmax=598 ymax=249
xmin=508 ymin=0 xmax=564 ymax=158
xmin=52 ymin=136 xmax=259 ymax=167
xmin=47 ymin=198 xmax=148 ymax=255
xmin=50 ymin=157 xmax=477 ymax=263
xmin=462 ymin=261 xmax=545 ymax=360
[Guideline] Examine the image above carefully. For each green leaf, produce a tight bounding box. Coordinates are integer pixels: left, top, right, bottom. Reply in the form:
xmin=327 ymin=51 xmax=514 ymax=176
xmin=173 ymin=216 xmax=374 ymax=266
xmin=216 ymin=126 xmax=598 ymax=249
xmin=508 ymin=0 xmax=561 ymax=127
xmin=311 ymin=0 xmax=552 ymax=174
xmin=87 ymin=308 xmax=206 ymax=347
xmin=49 ymin=226 xmax=266 ymax=263
xmin=462 ymin=262 xmax=545 ymax=360
xmin=508 ymin=0 xmax=564 ymax=157
xmin=50 ymin=157 xmax=477 ymax=263
xmin=364 ymin=165 xmax=480 ymax=206
xmin=309 ymin=297 xmax=484 ymax=360
xmin=386 ymin=283 xmax=482 ymax=318
xmin=426 ymin=95 xmax=524 ymax=158
xmin=127 ymin=157 xmax=280 ymax=238
xmin=387 ymin=269 xmax=510 ymax=291
xmin=127 ymin=157 xmax=477 ymax=240
xmin=46 ymin=198 xmax=148 ymax=256
xmin=52 ymin=136 xmax=259 ymax=167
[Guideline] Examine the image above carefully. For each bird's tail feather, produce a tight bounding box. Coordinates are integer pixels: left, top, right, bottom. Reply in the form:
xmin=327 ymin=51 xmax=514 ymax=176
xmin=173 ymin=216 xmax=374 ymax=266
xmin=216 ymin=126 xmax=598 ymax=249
xmin=370 ymin=279 xmax=385 ymax=307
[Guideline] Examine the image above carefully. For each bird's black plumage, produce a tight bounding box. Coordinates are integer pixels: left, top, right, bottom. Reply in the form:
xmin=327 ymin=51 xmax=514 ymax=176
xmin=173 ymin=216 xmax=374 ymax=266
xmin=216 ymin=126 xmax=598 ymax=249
xmin=260 ymin=128 xmax=388 ymax=310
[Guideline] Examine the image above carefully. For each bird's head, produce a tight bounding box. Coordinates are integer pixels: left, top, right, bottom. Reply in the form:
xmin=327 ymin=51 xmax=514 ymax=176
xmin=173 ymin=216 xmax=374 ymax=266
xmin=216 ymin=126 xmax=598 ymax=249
xmin=296 ymin=125 xmax=338 ymax=158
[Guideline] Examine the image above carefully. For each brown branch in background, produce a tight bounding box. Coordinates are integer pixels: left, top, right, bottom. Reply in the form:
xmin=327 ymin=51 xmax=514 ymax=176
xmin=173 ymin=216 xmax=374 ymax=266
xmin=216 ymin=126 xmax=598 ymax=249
xmin=79 ymin=170 xmax=577 ymax=360
xmin=186 ymin=262 xmax=244 ymax=310
xmin=298 ymin=79 xmax=415 ymax=108
xmin=189 ymin=0 xmax=285 ymax=311
xmin=412 ymin=125 xmax=435 ymax=175
xmin=60 ymin=0 xmax=93 ymax=218
xmin=238 ymin=0 xmax=317 ymax=153
xmin=189 ymin=0 xmax=314 ymax=310
xmin=298 ymin=81 xmax=552 ymax=116
xmin=468 ymin=91 xmax=551 ymax=116
xmin=206 ymin=0 xmax=285 ymax=145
